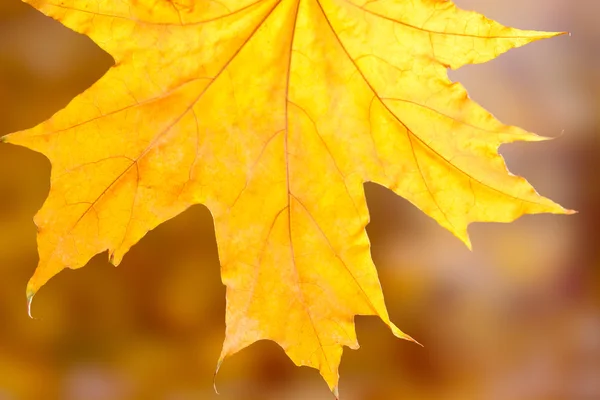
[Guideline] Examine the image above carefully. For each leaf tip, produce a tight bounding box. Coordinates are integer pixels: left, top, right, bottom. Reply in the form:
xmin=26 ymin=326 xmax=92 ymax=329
xmin=550 ymin=200 xmax=576 ymax=216
xmin=390 ymin=323 xmax=422 ymax=346
xmin=332 ymin=385 xmax=339 ymax=399
xmin=26 ymin=289 xmax=36 ymax=320
xmin=213 ymin=358 xmax=223 ymax=395
xmin=402 ymin=333 xmax=423 ymax=347
xmin=534 ymin=31 xmax=569 ymax=40
xmin=533 ymin=128 xmax=569 ymax=142
xmin=464 ymin=237 xmax=473 ymax=252
xmin=108 ymin=251 xmax=122 ymax=267
xmin=552 ymin=31 xmax=569 ymax=38
xmin=453 ymin=229 xmax=472 ymax=251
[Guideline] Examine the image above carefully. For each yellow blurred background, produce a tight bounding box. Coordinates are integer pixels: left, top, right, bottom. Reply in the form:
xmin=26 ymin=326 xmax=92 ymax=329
xmin=0 ymin=0 xmax=598 ymax=399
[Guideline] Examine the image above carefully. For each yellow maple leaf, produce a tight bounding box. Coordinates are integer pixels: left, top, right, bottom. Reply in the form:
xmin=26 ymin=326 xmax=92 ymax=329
xmin=2 ymin=0 xmax=571 ymax=395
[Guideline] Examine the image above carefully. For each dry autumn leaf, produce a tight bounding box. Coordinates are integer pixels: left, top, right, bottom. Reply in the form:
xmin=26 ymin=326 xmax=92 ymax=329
xmin=2 ymin=0 xmax=572 ymax=395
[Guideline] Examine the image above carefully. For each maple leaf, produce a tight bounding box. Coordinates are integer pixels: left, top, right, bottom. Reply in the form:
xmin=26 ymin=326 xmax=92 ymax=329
xmin=2 ymin=0 xmax=572 ymax=395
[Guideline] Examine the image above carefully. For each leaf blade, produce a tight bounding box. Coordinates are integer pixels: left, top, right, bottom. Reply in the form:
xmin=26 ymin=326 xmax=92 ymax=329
xmin=5 ymin=0 xmax=572 ymax=393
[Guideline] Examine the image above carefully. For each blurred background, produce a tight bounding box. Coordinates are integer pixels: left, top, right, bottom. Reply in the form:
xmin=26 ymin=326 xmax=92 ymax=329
xmin=0 ymin=0 xmax=598 ymax=399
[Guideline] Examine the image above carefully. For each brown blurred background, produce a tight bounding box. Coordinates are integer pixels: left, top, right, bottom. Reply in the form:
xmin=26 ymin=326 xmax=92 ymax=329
xmin=0 ymin=0 xmax=598 ymax=399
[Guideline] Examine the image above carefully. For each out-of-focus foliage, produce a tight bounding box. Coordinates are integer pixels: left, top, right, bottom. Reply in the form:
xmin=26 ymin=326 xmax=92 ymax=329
xmin=0 ymin=0 xmax=598 ymax=399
